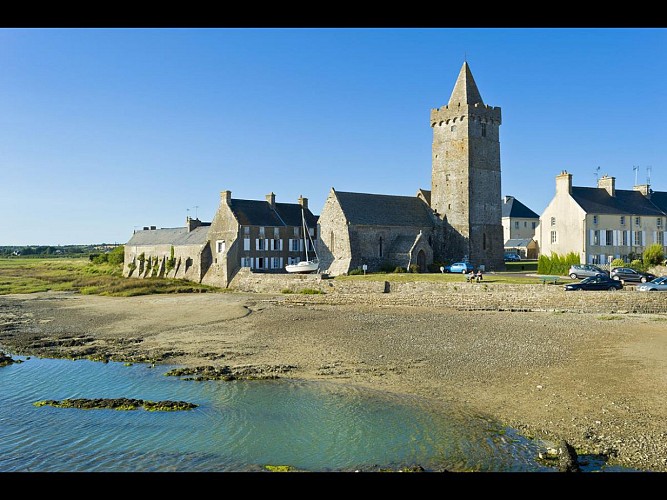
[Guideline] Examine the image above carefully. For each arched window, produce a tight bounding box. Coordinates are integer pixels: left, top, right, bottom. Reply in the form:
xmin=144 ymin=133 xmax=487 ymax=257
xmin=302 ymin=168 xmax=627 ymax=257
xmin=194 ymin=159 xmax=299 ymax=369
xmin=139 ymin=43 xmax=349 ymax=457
xmin=379 ymin=237 xmax=383 ymax=257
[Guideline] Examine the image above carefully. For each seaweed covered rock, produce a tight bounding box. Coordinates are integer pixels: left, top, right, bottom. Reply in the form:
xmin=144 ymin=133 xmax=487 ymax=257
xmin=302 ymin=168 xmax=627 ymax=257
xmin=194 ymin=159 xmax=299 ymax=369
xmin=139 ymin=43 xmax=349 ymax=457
xmin=0 ymin=352 xmax=22 ymax=367
xmin=34 ymin=397 xmax=198 ymax=411
xmin=165 ymin=364 xmax=297 ymax=381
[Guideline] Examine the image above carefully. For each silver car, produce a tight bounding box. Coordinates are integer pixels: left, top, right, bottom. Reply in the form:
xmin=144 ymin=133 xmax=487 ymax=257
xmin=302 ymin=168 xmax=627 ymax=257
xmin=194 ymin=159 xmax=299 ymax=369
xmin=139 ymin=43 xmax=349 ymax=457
xmin=568 ymin=264 xmax=608 ymax=279
xmin=636 ymin=276 xmax=667 ymax=291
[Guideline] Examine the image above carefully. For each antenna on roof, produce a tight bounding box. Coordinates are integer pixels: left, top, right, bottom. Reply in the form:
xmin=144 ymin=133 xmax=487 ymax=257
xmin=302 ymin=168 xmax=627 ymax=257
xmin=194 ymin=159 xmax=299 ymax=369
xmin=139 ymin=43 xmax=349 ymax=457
xmin=633 ymin=165 xmax=639 ymax=186
xmin=195 ymin=205 xmax=199 ymax=219
xmin=594 ymin=166 xmax=600 ymax=183
xmin=647 ymin=166 xmax=652 ymax=185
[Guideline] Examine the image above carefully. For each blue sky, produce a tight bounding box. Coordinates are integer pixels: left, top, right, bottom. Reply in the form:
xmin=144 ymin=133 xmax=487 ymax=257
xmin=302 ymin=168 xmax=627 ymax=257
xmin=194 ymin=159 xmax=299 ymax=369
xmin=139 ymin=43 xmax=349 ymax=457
xmin=1 ymin=27 xmax=665 ymax=245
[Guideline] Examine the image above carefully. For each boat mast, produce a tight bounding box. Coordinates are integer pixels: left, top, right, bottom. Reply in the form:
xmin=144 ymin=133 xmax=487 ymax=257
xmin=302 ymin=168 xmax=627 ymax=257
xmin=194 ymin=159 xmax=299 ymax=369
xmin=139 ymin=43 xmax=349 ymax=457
xmin=302 ymin=208 xmax=309 ymax=262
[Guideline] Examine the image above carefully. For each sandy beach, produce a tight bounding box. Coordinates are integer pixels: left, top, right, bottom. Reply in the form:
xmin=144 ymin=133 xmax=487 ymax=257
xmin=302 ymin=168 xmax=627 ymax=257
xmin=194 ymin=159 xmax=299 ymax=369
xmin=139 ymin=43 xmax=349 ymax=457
xmin=1 ymin=290 xmax=666 ymax=472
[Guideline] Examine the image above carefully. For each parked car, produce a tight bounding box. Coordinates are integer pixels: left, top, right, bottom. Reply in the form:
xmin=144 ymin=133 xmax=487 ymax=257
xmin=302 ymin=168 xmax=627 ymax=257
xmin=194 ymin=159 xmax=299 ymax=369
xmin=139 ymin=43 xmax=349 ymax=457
xmin=504 ymin=253 xmax=521 ymax=262
xmin=564 ymin=275 xmax=623 ymax=291
xmin=446 ymin=262 xmax=474 ymax=274
xmin=610 ymin=267 xmax=656 ymax=283
xmin=636 ymin=276 xmax=667 ymax=291
xmin=567 ymin=264 xmax=609 ymax=279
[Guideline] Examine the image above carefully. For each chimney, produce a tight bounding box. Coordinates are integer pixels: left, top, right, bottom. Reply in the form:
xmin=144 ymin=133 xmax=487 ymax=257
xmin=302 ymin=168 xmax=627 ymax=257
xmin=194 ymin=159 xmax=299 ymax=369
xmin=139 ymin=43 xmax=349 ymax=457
xmin=634 ymin=184 xmax=651 ymax=198
xmin=266 ymin=192 xmax=276 ymax=209
xmin=556 ymin=170 xmax=572 ymax=195
xmin=503 ymin=195 xmax=513 ymax=204
xmin=186 ymin=216 xmax=202 ymax=232
xmin=221 ymin=190 xmax=232 ymax=205
xmin=298 ymin=195 xmax=308 ymax=210
xmin=598 ymin=175 xmax=615 ymax=197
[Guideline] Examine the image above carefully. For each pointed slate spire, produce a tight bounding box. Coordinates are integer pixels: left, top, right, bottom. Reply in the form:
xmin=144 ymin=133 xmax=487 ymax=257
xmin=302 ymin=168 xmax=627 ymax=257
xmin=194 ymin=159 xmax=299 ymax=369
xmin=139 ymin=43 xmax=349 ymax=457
xmin=448 ymin=61 xmax=484 ymax=106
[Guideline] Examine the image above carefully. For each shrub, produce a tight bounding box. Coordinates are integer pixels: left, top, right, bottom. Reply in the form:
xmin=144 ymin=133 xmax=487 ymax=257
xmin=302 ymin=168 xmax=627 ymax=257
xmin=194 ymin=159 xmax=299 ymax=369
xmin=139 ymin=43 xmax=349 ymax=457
xmin=393 ymin=266 xmax=406 ymax=273
xmin=348 ymin=268 xmax=364 ymax=275
xmin=408 ymin=264 xmax=420 ymax=273
xmin=106 ymin=246 xmax=124 ymax=266
xmin=610 ymin=258 xmax=625 ymax=268
xmin=91 ymin=254 xmax=108 ymax=265
xmin=280 ymin=289 xmax=294 ymax=294
xmin=630 ymin=259 xmax=644 ymax=271
xmin=537 ymin=252 xmax=580 ymax=275
xmin=643 ymin=243 xmax=665 ymax=266
xmin=299 ymin=288 xmax=323 ymax=294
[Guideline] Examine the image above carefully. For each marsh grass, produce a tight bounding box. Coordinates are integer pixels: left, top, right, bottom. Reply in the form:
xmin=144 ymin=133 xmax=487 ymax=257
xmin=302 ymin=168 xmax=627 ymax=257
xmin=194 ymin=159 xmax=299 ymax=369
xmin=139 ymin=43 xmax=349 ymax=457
xmin=0 ymin=257 xmax=222 ymax=297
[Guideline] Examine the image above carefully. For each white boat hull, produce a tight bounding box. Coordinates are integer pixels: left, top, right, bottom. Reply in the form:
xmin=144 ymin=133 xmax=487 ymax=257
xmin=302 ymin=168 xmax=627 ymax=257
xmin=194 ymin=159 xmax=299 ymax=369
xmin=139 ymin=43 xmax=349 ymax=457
xmin=285 ymin=261 xmax=319 ymax=274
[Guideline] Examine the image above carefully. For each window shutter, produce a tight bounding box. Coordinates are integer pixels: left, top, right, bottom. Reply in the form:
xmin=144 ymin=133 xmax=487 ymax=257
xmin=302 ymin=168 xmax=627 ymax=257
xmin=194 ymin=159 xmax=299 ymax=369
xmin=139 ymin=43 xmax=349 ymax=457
xmin=280 ymin=239 xmax=283 ymax=251
xmin=589 ymin=229 xmax=594 ymax=245
xmin=279 ymin=257 xmax=283 ymax=268
xmin=600 ymin=231 xmax=606 ymax=246
xmin=613 ymin=230 xmax=618 ymax=246
xmin=255 ymin=239 xmax=259 ymax=251
xmin=653 ymin=231 xmax=657 ymax=244
xmin=642 ymin=231 xmax=646 ymax=246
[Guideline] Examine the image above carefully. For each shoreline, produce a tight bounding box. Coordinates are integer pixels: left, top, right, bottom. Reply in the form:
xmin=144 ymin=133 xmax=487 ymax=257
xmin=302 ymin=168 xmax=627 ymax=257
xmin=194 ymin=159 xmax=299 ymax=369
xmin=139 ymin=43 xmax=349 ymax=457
xmin=1 ymin=290 xmax=666 ymax=472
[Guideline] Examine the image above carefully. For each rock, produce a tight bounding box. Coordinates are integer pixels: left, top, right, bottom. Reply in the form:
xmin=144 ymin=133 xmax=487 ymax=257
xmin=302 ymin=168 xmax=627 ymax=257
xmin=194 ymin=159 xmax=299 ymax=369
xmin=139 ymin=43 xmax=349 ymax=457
xmin=558 ymin=439 xmax=581 ymax=472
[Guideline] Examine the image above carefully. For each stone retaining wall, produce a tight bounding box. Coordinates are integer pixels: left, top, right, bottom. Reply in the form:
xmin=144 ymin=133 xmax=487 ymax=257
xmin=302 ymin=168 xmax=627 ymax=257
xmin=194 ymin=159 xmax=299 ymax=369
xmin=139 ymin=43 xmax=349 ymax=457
xmin=229 ymin=269 xmax=667 ymax=314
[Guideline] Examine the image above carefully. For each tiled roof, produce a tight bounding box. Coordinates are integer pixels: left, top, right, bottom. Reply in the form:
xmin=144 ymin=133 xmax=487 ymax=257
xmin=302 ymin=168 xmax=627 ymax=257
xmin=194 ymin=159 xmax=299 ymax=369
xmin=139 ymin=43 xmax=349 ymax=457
xmin=334 ymin=191 xmax=434 ymax=227
xmin=126 ymin=226 xmax=210 ymax=246
xmin=571 ymin=187 xmax=666 ymax=216
xmin=502 ymin=196 xmax=539 ymax=218
xmin=229 ymin=199 xmax=318 ymax=228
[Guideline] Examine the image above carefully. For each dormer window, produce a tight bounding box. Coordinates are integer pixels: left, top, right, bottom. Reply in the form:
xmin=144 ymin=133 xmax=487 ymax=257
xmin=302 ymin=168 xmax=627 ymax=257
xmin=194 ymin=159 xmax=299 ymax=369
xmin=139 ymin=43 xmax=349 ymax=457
xmin=550 ymin=217 xmax=556 ymax=227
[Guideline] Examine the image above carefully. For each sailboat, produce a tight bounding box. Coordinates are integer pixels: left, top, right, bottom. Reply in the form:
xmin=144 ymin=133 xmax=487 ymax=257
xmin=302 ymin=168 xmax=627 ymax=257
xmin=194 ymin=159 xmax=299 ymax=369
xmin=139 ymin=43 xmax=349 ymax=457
xmin=285 ymin=208 xmax=319 ymax=274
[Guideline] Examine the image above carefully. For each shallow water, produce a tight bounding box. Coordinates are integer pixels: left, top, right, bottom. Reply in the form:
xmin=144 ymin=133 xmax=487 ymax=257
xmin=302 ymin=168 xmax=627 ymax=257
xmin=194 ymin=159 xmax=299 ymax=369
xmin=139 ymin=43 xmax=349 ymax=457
xmin=0 ymin=355 xmax=620 ymax=472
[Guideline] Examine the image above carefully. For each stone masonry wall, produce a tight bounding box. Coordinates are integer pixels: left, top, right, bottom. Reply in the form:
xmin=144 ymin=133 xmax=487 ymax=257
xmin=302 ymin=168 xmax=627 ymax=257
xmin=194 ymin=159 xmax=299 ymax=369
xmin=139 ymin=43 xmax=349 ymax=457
xmin=230 ymin=269 xmax=667 ymax=314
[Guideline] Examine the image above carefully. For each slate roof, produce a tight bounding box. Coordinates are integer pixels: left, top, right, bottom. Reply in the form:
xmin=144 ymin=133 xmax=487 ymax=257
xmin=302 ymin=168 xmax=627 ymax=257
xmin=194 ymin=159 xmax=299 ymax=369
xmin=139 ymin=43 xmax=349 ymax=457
xmin=502 ymin=196 xmax=539 ymax=218
xmin=334 ymin=191 xmax=434 ymax=227
xmin=126 ymin=225 xmax=210 ymax=246
xmin=505 ymin=238 xmax=535 ymax=248
xmin=649 ymin=191 xmax=667 ymax=214
xmin=229 ymin=199 xmax=318 ymax=228
xmin=570 ymin=187 xmax=666 ymax=216
xmin=417 ymin=189 xmax=431 ymax=206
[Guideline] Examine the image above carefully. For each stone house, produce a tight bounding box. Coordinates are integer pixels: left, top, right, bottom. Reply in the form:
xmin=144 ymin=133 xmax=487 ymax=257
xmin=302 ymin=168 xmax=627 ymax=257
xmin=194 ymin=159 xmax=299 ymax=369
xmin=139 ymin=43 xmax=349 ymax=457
xmin=501 ymin=195 xmax=540 ymax=258
xmin=535 ymin=171 xmax=667 ymax=265
xmin=123 ymin=191 xmax=318 ymax=287
xmin=317 ymin=61 xmax=505 ymax=275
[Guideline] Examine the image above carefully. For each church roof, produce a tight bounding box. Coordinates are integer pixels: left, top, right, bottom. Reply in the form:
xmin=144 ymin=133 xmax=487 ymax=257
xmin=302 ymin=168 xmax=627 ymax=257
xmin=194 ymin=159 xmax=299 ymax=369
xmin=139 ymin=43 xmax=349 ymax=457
xmin=127 ymin=225 xmax=210 ymax=246
xmin=229 ymin=199 xmax=318 ymax=228
xmin=448 ymin=61 xmax=484 ymax=106
xmin=502 ymin=196 xmax=539 ymax=218
xmin=334 ymin=191 xmax=433 ymax=227
xmin=570 ymin=187 xmax=666 ymax=216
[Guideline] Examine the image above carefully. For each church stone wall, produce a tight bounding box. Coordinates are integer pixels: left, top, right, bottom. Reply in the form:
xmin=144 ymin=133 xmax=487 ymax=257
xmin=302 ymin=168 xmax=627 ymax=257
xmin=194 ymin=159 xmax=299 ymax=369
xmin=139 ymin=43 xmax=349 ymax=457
xmin=317 ymin=191 xmax=352 ymax=276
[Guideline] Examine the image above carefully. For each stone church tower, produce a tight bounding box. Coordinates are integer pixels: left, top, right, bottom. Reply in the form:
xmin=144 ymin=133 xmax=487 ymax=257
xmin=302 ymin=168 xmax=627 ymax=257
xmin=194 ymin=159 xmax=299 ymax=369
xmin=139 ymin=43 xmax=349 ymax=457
xmin=430 ymin=62 xmax=504 ymax=270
